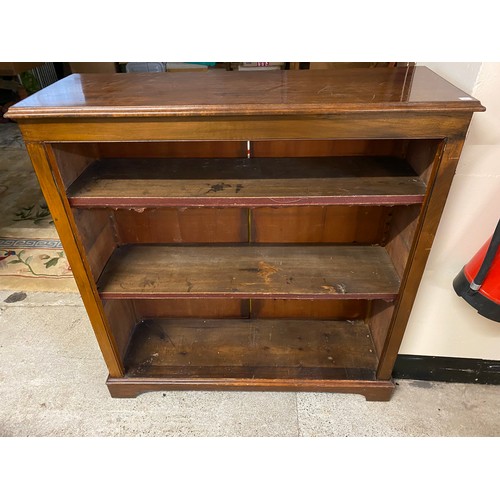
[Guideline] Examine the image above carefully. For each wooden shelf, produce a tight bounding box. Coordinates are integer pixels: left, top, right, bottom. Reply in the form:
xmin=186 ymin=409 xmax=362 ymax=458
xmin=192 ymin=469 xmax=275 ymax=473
xmin=123 ymin=318 xmax=378 ymax=380
xmin=67 ymin=157 xmax=426 ymax=207
xmin=97 ymin=244 xmax=400 ymax=300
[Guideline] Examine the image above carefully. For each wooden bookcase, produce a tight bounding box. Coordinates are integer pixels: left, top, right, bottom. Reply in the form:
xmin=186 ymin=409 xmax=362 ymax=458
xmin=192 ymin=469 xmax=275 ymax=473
xmin=6 ymin=66 xmax=484 ymax=400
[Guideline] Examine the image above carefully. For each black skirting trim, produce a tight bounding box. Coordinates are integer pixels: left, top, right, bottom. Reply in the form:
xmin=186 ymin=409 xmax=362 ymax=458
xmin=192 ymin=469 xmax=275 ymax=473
xmin=393 ymin=355 xmax=500 ymax=385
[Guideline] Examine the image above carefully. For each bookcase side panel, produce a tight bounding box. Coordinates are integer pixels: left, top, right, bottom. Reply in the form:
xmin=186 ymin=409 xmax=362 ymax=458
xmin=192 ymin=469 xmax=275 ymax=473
xmin=377 ymin=131 xmax=471 ymax=379
xmin=27 ymin=142 xmax=124 ymax=377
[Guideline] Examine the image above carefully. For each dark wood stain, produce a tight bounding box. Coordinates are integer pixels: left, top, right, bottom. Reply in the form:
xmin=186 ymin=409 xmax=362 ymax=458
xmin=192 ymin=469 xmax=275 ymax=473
xmin=11 ymin=68 xmax=483 ymax=400
xmin=6 ymin=67 xmax=484 ymax=120
xmin=97 ymin=244 xmax=401 ymax=300
xmin=113 ymin=207 xmax=248 ymax=244
xmin=67 ymin=156 xmax=426 ymax=208
xmin=124 ymin=318 xmax=378 ymax=380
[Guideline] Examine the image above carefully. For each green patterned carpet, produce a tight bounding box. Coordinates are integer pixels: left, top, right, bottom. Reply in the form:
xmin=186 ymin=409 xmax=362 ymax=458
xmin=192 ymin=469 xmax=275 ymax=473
xmin=0 ymin=124 xmax=77 ymax=291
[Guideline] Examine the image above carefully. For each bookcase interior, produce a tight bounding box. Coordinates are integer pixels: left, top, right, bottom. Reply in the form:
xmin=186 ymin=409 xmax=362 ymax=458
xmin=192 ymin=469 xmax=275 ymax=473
xmin=47 ymin=137 xmax=442 ymax=386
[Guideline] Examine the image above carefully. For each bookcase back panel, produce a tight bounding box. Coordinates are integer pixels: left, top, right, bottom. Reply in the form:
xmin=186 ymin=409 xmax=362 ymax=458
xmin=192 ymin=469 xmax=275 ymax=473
xmin=134 ymin=299 xmax=249 ymax=319
xmin=113 ymin=207 xmax=248 ymax=244
xmin=251 ymin=299 xmax=368 ymax=320
xmin=95 ymin=141 xmax=247 ymax=159
xmin=251 ymin=206 xmax=390 ymax=244
xmin=251 ymin=139 xmax=407 ymax=158
xmin=132 ymin=298 xmax=368 ymax=321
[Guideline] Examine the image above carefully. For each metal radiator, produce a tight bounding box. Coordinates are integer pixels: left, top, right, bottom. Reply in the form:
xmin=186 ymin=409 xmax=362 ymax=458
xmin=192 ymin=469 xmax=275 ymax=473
xmin=29 ymin=62 xmax=59 ymax=88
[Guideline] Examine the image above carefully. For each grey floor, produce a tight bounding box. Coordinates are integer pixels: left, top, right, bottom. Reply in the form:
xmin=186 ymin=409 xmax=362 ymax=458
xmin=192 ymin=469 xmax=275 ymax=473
xmin=1 ymin=289 xmax=498 ymax=437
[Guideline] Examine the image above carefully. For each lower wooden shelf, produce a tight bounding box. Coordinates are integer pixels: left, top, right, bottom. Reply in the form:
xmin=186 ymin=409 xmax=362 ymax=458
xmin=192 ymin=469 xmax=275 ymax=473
xmin=123 ymin=318 xmax=378 ymax=379
xmin=105 ymin=318 xmax=394 ymax=400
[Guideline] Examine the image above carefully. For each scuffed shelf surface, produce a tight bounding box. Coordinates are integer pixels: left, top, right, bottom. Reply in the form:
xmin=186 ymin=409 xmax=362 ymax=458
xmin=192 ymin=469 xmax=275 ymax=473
xmin=97 ymin=244 xmax=401 ymax=300
xmin=68 ymin=156 xmax=426 ymax=207
xmin=124 ymin=318 xmax=378 ymax=380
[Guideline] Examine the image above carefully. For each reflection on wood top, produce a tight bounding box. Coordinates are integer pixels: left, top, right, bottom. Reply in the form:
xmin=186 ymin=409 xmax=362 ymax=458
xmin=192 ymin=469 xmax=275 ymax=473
xmin=6 ymin=66 xmax=485 ymax=119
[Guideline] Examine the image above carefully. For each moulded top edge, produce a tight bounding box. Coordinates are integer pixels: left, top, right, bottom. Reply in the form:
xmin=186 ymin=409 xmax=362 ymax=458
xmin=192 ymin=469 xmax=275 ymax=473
xmin=5 ymin=66 xmax=485 ymax=120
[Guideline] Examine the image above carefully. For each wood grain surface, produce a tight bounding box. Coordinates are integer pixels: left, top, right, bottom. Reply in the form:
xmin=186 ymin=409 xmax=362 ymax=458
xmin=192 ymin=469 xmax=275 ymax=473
xmin=6 ymin=67 xmax=484 ymax=119
xmin=12 ymin=67 xmax=483 ymax=399
xmin=123 ymin=318 xmax=378 ymax=380
xmin=97 ymin=244 xmax=400 ymax=299
xmin=67 ymin=156 xmax=426 ymax=207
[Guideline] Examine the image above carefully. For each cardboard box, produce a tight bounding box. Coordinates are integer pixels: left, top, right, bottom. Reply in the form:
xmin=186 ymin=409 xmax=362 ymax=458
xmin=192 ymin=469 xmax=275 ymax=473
xmin=69 ymin=62 xmax=117 ymax=73
xmin=166 ymin=63 xmax=208 ymax=72
xmin=0 ymin=62 xmax=42 ymax=76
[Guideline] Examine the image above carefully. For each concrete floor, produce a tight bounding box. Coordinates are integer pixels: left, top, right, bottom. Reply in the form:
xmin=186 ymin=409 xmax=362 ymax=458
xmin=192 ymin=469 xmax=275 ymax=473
xmin=1 ymin=289 xmax=499 ymax=437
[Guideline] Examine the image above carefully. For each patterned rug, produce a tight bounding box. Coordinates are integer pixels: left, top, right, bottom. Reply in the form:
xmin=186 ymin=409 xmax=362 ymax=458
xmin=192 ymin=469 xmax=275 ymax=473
xmin=0 ymin=123 xmax=77 ymax=292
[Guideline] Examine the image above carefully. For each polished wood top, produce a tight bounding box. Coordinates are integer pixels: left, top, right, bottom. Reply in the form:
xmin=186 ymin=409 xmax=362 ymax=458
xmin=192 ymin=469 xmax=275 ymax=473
xmin=6 ymin=66 xmax=485 ymax=119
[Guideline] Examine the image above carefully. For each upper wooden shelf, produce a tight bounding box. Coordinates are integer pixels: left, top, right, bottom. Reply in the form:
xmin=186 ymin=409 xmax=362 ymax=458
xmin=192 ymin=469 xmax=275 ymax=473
xmin=67 ymin=156 xmax=426 ymax=207
xmin=5 ymin=66 xmax=485 ymax=120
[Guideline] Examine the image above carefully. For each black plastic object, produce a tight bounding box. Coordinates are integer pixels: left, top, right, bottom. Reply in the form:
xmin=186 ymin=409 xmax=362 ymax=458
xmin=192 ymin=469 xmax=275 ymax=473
xmin=453 ymin=219 xmax=500 ymax=322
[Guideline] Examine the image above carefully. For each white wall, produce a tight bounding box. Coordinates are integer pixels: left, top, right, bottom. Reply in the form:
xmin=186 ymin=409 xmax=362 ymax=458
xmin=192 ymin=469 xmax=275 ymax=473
xmin=399 ymin=62 xmax=500 ymax=359
xmin=419 ymin=62 xmax=482 ymax=94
